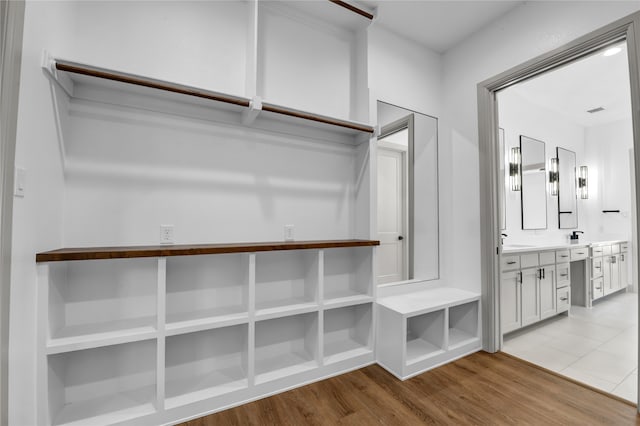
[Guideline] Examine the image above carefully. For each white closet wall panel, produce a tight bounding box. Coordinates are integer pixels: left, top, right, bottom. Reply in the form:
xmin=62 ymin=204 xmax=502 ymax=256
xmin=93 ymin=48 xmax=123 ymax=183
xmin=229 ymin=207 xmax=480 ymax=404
xmin=258 ymin=4 xmax=354 ymax=120
xmin=51 ymin=1 xmax=250 ymax=97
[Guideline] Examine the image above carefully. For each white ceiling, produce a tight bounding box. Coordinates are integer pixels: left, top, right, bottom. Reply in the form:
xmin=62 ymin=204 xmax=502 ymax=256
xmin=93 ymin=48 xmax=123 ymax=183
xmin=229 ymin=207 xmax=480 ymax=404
xmin=359 ymin=0 xmax=525 ymax=53
xmin=508 ymin=42 xmax=632 ymax=127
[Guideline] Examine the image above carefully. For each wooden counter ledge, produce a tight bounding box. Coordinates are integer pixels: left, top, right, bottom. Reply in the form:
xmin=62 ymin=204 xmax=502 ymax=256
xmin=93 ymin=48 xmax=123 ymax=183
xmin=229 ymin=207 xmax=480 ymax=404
xmin=36 ymin=239 xmax=380 ymax=262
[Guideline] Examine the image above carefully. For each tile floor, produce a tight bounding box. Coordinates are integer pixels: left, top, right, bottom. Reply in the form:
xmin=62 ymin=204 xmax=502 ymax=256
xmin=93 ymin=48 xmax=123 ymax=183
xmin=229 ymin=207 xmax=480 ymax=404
xmin=503 ymin=291 xmax=637 ymax=402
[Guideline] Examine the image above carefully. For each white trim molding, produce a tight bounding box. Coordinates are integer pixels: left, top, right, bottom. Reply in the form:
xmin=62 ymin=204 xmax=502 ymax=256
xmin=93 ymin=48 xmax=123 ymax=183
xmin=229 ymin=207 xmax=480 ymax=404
xmin=0 ymin=0 xmax=25 ymax=424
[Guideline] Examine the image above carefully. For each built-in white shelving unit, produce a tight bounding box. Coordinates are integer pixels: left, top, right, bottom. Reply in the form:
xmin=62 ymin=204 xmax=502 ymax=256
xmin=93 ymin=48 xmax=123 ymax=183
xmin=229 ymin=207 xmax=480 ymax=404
xmin=377 ymin=288 xmax=481 ymax=380
xmin=37 ymin=240 xmax=376 ymax=425
xmin=35 ymin=1 xmax=382 ymax=424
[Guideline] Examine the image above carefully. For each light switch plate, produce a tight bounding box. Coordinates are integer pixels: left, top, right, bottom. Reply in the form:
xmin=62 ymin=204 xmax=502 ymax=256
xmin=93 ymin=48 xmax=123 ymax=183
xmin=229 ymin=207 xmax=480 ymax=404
xmin=14 ymin=168 xmax=26 ymax=197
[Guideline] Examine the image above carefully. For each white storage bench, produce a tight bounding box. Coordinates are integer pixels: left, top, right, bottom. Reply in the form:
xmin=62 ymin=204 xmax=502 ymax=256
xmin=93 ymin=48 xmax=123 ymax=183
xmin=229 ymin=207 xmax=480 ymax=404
xmin=376 ymin=287 xmax=482 ymax=380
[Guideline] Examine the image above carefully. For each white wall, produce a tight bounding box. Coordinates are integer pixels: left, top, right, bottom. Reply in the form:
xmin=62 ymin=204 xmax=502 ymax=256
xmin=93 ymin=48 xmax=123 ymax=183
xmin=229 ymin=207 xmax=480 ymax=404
xmin=498 ymin=89 xmax=588 ymax=244
xmin=441 ymin=1 xmax=640 ymax=293
xmin=584 ymin=118 xmax=634 ymax=240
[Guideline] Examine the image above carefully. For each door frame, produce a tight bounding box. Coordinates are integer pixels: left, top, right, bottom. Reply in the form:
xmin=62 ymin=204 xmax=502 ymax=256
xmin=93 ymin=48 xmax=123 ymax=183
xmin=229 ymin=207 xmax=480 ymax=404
xmin=477 ymin=10 xmax=640 ymax=381
xmin=0 ymin=0 xmax=25 ymax=424
xmin=378 ymin=115 xmax=414 ymax=281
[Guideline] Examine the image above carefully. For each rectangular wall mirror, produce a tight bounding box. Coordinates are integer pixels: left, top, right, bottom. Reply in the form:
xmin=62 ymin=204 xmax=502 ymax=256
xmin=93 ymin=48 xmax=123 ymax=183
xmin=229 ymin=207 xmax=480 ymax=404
xmin=520 ymin=135 xmax=547 ymax=230
xmin=557 ymin=147 xmax=578 ymax=228
xmin=376 ymin=101 xmax=439 ymax=284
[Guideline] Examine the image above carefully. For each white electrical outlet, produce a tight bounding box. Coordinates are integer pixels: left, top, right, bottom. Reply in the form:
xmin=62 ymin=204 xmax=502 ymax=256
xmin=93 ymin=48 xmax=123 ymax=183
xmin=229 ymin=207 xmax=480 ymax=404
xmin=284 ymin=224 xmax=295 ymax=241
xmin=160 ymin=225 xmax=174 ymax=244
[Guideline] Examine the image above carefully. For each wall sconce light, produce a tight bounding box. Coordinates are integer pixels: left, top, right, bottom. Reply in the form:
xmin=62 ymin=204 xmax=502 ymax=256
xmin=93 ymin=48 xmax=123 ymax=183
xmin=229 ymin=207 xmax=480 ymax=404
xmin=549 ymin=157 xmax=559 ymax=196
xmin=509 ymin=147 xmax=521 ymax=191
xmin=578 ymin=165 xmax=588 ymax=199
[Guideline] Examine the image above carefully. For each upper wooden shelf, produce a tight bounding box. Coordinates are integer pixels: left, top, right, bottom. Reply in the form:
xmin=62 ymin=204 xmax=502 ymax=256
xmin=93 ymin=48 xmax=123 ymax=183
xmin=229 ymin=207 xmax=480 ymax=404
xmin=45 ymin=58 xmax=374 ymax=138
xmin=36 ymin=239 xmax=380 ymax=262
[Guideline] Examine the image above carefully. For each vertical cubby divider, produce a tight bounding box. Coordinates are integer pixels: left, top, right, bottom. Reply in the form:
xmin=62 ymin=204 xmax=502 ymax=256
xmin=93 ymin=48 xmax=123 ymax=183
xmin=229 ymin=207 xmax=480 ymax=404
xmin=157 ymin=258 xmax=167 ymax=410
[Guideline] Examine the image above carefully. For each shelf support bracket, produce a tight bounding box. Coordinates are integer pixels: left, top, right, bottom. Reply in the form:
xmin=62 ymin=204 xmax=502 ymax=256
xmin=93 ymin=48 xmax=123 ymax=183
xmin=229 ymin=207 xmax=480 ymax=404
xmin=40 ymin=50 xmax=74 ymax=97
xmin=242 ymin=96 xmax=262 ymax=125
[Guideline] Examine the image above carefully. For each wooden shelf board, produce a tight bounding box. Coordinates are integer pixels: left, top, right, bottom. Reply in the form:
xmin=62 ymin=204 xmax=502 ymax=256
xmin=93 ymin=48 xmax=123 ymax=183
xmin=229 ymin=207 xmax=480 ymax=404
xmin=55 ymin=60 xmax=250 ymax=108
xmin=52 ymin=386 xmax=156 ymax=426
xmin=37 ymin=239 xmax=379 ymax=262
xmin=47 ymin=318 xmax=157 ymax=354
xmin=51 ymin=60 xmax=374 ymax=140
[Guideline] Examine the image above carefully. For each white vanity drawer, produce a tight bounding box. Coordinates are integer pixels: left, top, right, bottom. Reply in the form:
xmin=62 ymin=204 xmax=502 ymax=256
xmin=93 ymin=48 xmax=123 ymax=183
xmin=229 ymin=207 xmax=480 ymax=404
xmin=501 ymin=255 xmax=520 ymax=271
xmin=570 ymin=248 xmax=588 ymax=261
xmin=591 ymin=246 xmax=604 ymax=257
xmin=556 ymin=263 xmax=570 ymax=288
xmin=557 ymin=287 xmax=570 ymax=313
xmin=539 ymin=251 xmax=555 ymax=266
xmin=591 ymin=257 xmax=603 ymax=278
xmin=555 ymin=250 xmax=570 ymax=263
xmin=592 ymin=277 xmax=604 ymax=300
xmin=602 ymin=246 xmax=612 ymax=256
xmin=612 ymin=244 xmax=620 ymax=254
xmin=520 ymin=253 xmax=539 ymax=269
xmin=621 ymin=242 xmax=629 ymax=252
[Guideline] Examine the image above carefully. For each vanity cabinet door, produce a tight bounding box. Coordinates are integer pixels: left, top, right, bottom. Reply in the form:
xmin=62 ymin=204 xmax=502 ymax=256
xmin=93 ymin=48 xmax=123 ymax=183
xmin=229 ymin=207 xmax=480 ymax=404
xmin=620 ymin=252 xmax=628 ymax=289
xmin=501 ymin=271 xmax=521 ymax=333
xmin=611 ymin=255 xmax=620 ymax=291
xmin=521 ymin=268 xmax=540 ymax=327
xmin=603 ymin=256 xmax=613 ymax=295
xmin=539 ymin=266 xmax=556 ymax=320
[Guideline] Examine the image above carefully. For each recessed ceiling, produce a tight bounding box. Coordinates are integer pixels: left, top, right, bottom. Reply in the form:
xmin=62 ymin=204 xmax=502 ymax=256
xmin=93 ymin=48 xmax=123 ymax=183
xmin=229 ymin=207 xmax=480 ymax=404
xmin=359 ymin=0 xmax=525 ymax=53
xmin=508 ymin=42 xmax=632 ymax=128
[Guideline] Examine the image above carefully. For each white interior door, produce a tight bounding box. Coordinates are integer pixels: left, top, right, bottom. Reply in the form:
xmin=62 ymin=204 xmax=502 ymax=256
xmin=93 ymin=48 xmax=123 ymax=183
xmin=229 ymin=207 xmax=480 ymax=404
xmin=377 ymin=147 xmax=405 ymax=284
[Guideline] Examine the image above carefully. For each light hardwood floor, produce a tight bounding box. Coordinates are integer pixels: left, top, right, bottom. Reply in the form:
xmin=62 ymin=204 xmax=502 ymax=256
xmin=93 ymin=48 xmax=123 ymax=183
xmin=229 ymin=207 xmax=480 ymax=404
xmin=180 ymin=351 xmax=639 ymax=425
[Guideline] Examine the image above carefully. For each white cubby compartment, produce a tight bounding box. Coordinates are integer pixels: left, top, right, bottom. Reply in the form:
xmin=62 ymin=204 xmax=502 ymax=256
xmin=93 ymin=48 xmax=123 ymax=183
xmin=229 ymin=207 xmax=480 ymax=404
xmin=165 ymin=324 xmax=248 ymax=409
xmin=47 ymin=258 xmax=157 ymax=348
xmin=323 ymin=247 xmax=372 ymax=305
xmin=47 ymin=339 xmax=157 ymax=426
xmin=323 ymin=303 xmax=372 ymax=364
xmin=377 ymin=288 xmax=481 ymax=380
xmin=448 ymin=301 xmax=480 ymax=350
xmin=166 ymin=254 xmax=249 ymax=333
xmin=254 ymin=312 xmax=318 ymax=384
xmin=406 ymin=310 xmax=446 ymax=365
xmin=255 ymin=250 xmax=319 ymax=317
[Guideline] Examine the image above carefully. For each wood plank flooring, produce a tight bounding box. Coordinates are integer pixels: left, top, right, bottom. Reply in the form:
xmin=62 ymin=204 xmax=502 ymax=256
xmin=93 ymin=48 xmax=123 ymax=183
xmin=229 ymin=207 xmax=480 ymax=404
xmin=180 ymin=351 xmax=639 ymax=425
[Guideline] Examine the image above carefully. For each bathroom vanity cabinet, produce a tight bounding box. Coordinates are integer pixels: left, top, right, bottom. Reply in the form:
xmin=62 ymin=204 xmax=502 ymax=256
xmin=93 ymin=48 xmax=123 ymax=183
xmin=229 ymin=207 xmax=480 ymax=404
xmin=501 ymin=240 xmax=630 ymax=334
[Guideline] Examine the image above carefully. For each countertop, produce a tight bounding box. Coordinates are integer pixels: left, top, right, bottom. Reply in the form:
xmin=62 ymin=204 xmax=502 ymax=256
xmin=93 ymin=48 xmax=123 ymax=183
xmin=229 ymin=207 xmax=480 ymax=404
xmin=502 ymin=239 xmax=627 ymax=254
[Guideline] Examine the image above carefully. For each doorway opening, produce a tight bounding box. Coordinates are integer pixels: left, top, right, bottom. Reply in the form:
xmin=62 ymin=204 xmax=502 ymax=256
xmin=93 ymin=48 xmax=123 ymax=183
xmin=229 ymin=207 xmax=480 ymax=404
xmin=497 ymin=41 xmax=637 ymax=402
xmin=478 ymin=12 xmax=640 ymax=408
